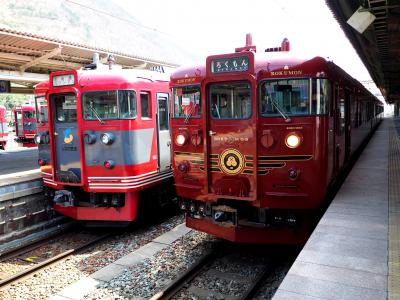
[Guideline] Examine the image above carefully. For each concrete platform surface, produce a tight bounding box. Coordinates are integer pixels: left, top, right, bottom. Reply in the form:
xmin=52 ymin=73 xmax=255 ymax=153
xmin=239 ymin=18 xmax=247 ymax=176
xmin=274 ymin=118 xmax=399 ymax=300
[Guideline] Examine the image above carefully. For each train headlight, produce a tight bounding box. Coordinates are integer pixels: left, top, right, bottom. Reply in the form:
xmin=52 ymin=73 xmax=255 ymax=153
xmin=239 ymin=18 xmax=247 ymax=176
xmin=35 ymin=134 xmax=41 ymax=144
xmin=100 ymin=133 xmax=115 ymax=145
xmin=285 ymin=133 xmax=302 ymax=148
xmin=84 ymin=132 xmax=97 ymax=144
xmin=175 ymin=132 xmax=188 ymax=146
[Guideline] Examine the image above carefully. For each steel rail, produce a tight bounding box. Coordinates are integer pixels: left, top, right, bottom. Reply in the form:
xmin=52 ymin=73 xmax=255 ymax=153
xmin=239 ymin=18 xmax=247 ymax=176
xmin=150 ymin=245 xmax=271 ymax=300
xmin=0 ymin=233 xmax=111 ymax=289
xmin=149 ymin=249 xmax=217 ymax=300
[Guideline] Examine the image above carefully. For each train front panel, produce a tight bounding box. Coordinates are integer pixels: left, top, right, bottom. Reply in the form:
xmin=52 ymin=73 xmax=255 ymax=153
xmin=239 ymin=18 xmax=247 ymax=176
xmin=37 ymin=69 xmax=172 ymax=222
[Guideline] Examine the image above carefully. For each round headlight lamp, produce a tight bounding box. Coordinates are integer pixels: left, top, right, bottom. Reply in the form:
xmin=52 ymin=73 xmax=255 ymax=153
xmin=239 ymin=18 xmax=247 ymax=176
xmin=175 ymin=132 xmax=188 ymax=146
xmin=285 ymin=133 xmax=302 ymax=148
xmin=100 ymin=133 xmax=115 ymax=145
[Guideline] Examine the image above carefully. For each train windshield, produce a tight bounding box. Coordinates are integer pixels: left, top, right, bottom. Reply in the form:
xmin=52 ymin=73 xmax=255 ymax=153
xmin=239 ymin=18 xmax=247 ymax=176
xmin=260 ymin=78 xmax=330 ymax=116
xmin=83 ymin=90 xmax=137 ymax=120
xmin=210 ymin=81 xmax=251 ymax=119
xmin=23 ymin=110 xmax=36 ymax=119
xmin=172 ymin=85 xmax=201 ymax=118
xmin=35 ymin=96 xmax=48 ymax=123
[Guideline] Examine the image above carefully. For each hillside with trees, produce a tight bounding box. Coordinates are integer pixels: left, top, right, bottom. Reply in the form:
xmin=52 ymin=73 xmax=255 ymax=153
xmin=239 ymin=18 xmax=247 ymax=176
xmin=0 ymin=0 xmax=196 ymax=66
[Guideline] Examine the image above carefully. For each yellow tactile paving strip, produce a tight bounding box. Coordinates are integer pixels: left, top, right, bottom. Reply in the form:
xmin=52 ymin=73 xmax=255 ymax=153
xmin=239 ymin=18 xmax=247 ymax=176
xmin=388 ymin=119 xmax=400 ymax=299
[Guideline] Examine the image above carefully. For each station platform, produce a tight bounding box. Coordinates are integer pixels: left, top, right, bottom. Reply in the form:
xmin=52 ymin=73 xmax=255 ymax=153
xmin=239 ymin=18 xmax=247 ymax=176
xmin=274 ymin=117 xmax=399 ymax=299
xmin=0 ymin=147 xmax=39 ymax=176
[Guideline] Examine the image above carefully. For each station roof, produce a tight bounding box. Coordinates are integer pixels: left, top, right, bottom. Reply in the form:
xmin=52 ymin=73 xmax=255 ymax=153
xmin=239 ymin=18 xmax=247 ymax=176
xmin=326 ymin=0 xmax=400 ymax=104
xmin=0 ymin=27 xmax=180 ymax=94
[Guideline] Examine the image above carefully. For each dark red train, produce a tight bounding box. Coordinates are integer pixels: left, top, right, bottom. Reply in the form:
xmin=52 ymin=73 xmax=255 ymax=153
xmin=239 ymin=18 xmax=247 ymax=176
xmin=12 ymin=104 xmax=37 ymax=147
xmin=170 ymin=35 xmax=383 ymax=244
xmin=35 ymin=62 xmax=174 ymax=222
xmin=0 ymin=105 xmax=7 ymax=150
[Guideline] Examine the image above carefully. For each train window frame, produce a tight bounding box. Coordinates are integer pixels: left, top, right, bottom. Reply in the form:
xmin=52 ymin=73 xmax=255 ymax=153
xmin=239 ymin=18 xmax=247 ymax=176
xmin=209 ymin=81 xmax=252 ymax=120
xmin=23 ymin=110 xmax=36 ymax=120
xmin=140 ymin=91 xmax=152 ymax=120
xmin=53 ymin=93 xmax=78 ymax=123
xmin=171 ymin=85 xmax=202 ymax=119
xmin=118 ymin=90 xmax=137 ymax=120
xmin=259 ymin=78 xmax=331 ymax=117
xmin=82 ymin=90 xmax=119 ymax=121
xmin=82 ymin=90 xmax=137 ymax=121
xmin=35 ymin=96 xmax=48 ymax=124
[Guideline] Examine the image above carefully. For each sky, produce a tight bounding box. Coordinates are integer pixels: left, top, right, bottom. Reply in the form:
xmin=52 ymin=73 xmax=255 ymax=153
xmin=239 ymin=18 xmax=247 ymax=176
xmin=116 ymin=0 xmax=384 ymax=100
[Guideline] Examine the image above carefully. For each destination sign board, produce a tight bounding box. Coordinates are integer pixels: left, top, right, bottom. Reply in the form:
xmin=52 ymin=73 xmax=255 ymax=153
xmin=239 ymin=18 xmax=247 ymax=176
xmin=210 ymin=56 xmax=249 ymax=74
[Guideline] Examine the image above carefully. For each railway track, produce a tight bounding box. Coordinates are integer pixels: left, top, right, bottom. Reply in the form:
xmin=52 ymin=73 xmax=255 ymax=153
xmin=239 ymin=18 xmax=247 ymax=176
xmin=150 ymin=245 xmax=277 ymax=300
xmin=0 ymin=230 xmax=112 ymax=289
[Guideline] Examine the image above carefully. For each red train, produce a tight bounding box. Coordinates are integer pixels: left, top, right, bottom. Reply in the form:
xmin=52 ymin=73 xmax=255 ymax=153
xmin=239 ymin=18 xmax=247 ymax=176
xmin=12 ymin=104 xmax=37 ymax=147
xmin=0 ymin=105 xmax=8 ymax=150
xmin=35 ymin=63 xmax=174 ymax=222
xmin=170 ymin=35 xmax=383 ymax=244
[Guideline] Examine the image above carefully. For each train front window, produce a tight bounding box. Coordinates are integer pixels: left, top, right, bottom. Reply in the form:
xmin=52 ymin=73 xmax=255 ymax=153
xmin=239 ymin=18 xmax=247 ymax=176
xmin=210 ymin=82 xmax=251 ymax=120
xmin=260 ymin=79 xmax=309 ymax=116
xmin=119 ymin=90 xmax=137 ymax=119
xmin=172 ymin=85 xmax=201 ymax=118
xmin=83 ymin=90 xmax=137 ymax=120
xmin=83 ymin=91 xmax=118 ymax=120
xmin=260 ymin=78 xmax=330 ymax=116
xmin=35 ymin=96 xmax=48 ymax=123
xmin=23 ymin=110 xmax=35 ymax=119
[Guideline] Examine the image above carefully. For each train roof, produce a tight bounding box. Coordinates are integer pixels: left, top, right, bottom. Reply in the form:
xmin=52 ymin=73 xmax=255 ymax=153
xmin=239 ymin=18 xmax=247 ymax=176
xmin=170 ymin=52 xmax=318 ymax=81
xmin=171 ymin=51 xmax=381 ymax=104
xmin=75 ymin=68 xmax=170 ymax=84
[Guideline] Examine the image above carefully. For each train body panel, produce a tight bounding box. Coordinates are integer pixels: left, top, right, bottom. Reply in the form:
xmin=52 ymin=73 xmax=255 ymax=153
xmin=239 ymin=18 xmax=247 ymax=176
xmin=35 ymin=68 xmax=174 ymax=222
xmin=170 ymin=37 xmax=383 ymax=244
xmin=0 ymin=105 xmax=7 ymax=149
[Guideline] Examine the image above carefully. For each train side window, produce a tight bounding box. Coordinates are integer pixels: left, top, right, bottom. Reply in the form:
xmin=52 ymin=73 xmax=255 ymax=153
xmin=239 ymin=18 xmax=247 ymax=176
xmin=311 ymin=79 xmax=330 ymax=115
xmin=119 ymin=90 xmax=137 ymax=119
xmin=140 ymin=92 xmax=151 ymax=119
xmin=338 ymin=98 xmax=345 ymax=136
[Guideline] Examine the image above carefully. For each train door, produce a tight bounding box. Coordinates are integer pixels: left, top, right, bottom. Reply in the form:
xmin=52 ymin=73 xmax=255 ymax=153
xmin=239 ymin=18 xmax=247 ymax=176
xmin=15 ymin=110 xmax=23 ymax=137
xmin=156 ymin=93 xmax=171 ymax=172
xmin=344 ymin=89 xmax=351 ymax=161
xmin=327 ymin=84 xmax=335 ymax=180
xmin=206 ymin=81 xmax=257 ymax=200
xmin=336 ymin=87 xmax=346 ymax=170
xmin=51 ymin=93 xmax=81 ymax=183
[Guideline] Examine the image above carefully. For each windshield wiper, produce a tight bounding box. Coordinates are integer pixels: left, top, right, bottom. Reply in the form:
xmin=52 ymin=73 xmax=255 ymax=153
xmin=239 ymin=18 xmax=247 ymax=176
xmin=89 ymin=102 xmax=105 ymax=124
xmin=269 ymin=97 xmax=291 ymax=123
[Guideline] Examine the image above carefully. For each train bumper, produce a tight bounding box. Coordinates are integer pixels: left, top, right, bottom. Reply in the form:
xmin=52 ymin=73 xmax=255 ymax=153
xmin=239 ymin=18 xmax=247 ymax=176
xmin=186 ymin=216 xmax=312 ymax=245
xmin=53 ymin=193 xmax=139 ymax=221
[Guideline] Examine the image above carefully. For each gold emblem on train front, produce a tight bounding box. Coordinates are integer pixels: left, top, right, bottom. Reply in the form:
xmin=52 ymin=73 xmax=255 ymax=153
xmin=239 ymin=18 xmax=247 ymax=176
xmin=219 ymin=149 xmax=244 ymax=175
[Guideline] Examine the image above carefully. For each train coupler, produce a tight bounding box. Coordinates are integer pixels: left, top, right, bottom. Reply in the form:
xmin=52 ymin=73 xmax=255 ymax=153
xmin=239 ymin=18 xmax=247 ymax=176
xmin=53 ymin=190 xmax=75 ymax=207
